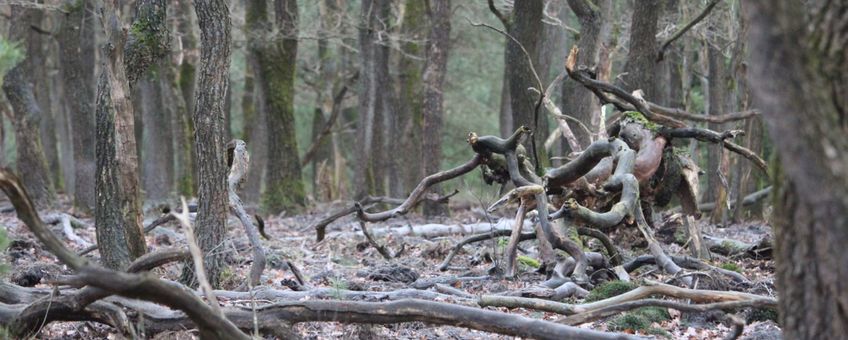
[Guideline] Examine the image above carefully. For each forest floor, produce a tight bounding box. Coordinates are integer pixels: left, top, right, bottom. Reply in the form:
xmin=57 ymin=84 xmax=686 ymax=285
xmin=1 ymin=196 xmax=781 ymax=339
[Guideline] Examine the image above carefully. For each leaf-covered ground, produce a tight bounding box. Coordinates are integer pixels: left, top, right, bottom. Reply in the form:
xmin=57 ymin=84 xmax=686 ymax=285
xmin=0 ymin=196 xmax=781 ymax=339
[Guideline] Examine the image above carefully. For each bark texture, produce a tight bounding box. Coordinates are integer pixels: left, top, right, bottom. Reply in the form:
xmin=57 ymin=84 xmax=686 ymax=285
xmin=620 ymin=0 xmax=660 ymax=99
xmin=257 ymin=0 xmax=306 ymax=214
xmin=3 ymin=6 xmax=56 ymax=209
xmin=562 ymin=0 xmax=610 ymax=150
xmin=180 ymin=0 xmax=232 ymax=288
xmin=140 ymin=69 xmax=174 ymax=201
xmin=58 ymin=0 xmax=96 ymax=213
xmin=420 ymin=0 xmax=451 ymax=216
xmin=398 ymin=0 xmax=426 ymax=194
xmin=507 ymin=0 xmax=547 ymax=166
xmin=745 ymin=1 xmax=848 ymax=338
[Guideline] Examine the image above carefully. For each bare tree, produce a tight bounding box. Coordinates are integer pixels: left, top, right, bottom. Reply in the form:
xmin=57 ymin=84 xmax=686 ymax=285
xmin=255 ymin=0 xmax=306 ymax=214
xmin=619 ymin=0 xmax=660 ymax=99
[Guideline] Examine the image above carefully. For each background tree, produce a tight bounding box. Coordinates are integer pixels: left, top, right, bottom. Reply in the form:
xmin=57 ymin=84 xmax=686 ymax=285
xmin=745 ymin=0 xmax=848 ymax=337
xmin=420 ymin=0 xmax=451 ymax=216
xmin=2 ymin=5 xmax=55 ymax=209
xmin=260 ymin=0 xmax=306 ymax=214
xmin=58 ymin=0 xmax=96 ymax=213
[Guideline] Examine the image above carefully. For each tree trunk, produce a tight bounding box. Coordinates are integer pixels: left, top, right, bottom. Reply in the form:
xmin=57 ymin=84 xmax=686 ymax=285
xmin=32 ymin=11 xmax=62 ymax=192
xmin=619 ymin=0 xmax=660 ymax=99
xmin=354 ymin=0 xmax=390 ymax=198
xmin=705 ymin=43 xmax=726 ymax=207
xmin=179 ymin=0 xmax=232 ymax=288
xmin=745 ymin=1 xmax=848 ymax=338
xmin=95 ymin=0 xmax=168 ymax=269
xmin=140 ymin=68 xmax=175 ymax=202
xmin=3 ymin=6 xmax=56 ymax=209
xmin=397 ymin=0 xmax=426 ymax=194
xmin=254 ymin=0 xmax=305 ymax=214
xmin=507 ymin=0 xmax=547 ymax=168
xmin=177 ymin=0 xmax=198 ymax=194
xmin=420 ymin=0 xmax=451 ymax=217
xmin=562 ymin=0 xmax=611 ymax=151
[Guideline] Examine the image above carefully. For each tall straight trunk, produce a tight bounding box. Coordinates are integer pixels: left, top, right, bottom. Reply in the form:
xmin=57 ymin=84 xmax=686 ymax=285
xmin=705 ymin=43 xmax=726 ymax=206
xmin=421 ymin=0 xmax=451 ymax=216
xmin=354 ymin=0 xmax=390 ymax=198
xmin=161 ymin=33 xmax=195 ymax=198
xmin=243 ymin=0 xmax=267 ymax=205
xmin=397 ymin=0 xmax=425 ymax=193
xmin=95 ymin=0 xmax=168 ymax=270
xmin=498 ymin=60 xmax=512 ymax=137
xmin=258 ymin=0 xmax=305 ymax=214
xmin=3 ymin=6 xmax=56 ymax=209
xmin=177 ymin=0 xmax=198 ymax=193
xmin=179 ymin=0 xmax=231 ymax=288
xmin=562 ymin=0 xmax=611 ymax=150
xmin=140 ymin=68 xmax=174 ymax=201
xmin=745 ymin=1 xmax=848 ymax=338
xmin=507 ymin=0 xmax=547 ymax=168
xmin=620 ymin=0 xmax=660 ymax=99
xmin=32 ymin=11 xmax=62 ymax=191
xmin=310 ymin=0 xmax=340 ymax=201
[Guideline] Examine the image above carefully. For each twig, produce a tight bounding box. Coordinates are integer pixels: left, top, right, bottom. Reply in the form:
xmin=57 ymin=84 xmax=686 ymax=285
xmin=173 ymin=198 xmax=224 ymax=317
xmin=486 ymin=0 xmax=511 ymax=29
xmin=561 ymin=297 xmax=772 ymax=326
xmin=359 ymin=221 xmax=395 ymax=260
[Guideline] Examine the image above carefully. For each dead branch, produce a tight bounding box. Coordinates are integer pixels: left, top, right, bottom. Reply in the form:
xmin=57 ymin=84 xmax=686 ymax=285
xmin=359 ymin=221 xmax=396 ymax=260
xmin=300 ymin=73 xmax=358 ymax=166
xmin=623 ymin=254 xmax=750 ymax=284
xmin=436 ymin=229 xmax=535 ymax=271
xmin=697 ymin=186 xmax=772 ymax=212
xmin=561 ymin=297 xmax=773 ymax=326
xmin=313 ymin=190 xmax=458 ymax=241
xmin=226 ymin=139 xmax=266 ymax=287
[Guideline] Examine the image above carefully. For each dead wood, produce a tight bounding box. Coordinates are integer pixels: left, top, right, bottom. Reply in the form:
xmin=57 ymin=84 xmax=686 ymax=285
xmin=227 ymin=139 xmax=266 ymax=288
xmin=561 ymin=297 xmax=773 ymax=326
xmin=359 ymin=221 xmax=397 ymax=260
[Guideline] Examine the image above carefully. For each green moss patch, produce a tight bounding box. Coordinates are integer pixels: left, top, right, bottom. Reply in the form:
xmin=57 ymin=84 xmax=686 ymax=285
xmin=585 ymin=280 xmax=639 ymax=302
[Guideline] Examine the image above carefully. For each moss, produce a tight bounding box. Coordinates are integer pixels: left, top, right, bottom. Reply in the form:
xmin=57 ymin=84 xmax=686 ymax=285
xmin=622 ymin=111 xmax=660 ymax=132
xmin=517 ymin=255 xmax=540 ymax=269
xmin=585 ymin=280 xmax=639 ymax=302
xmin=263 ymin=177 xmax=306 ymax=214
xmin=719 ymin=262 xmax=742 ymax=273
xmin=608 ymin=307 xmax=671 ymax=332
xmin=609 ymin=313 xmax=650 ymax=331
xmin=748 ymin=307 xmax=778 ymax=323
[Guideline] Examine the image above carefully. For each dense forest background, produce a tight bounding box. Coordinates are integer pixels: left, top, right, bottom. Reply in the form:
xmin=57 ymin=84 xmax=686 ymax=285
xmin=0 ymin=0 xmax=844 ymax=339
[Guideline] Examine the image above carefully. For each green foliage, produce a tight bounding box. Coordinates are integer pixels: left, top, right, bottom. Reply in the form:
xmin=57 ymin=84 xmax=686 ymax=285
xmin=0 ymin=38 xmax=24 ymax=84
xmin=719 ymin=262 xmax=742 ymax=273
xmin=517 ymin=255 xmax=540 ymax=269
xmin=646 ymin=327 xmax=673 ymax=338
xmin=585 ymin=280 xmax=639 ymax=302
xmin=608 ymin=307 xmax=671 ymax=332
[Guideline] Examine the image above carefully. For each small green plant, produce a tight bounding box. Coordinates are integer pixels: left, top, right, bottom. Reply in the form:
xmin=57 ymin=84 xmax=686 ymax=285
xmin=329 ymin=277 xmax=348 ymax=299
xmin=517 ymin=255 xmax=540 ymax=269
xmin=635 ymin=306 xmax=671 ymax=323
xmin=719 ymin=262 xmax=742 ymax=273
xmin=646 ymin=327 xmax=672 ymax=338
xmin=585 ymin=280 xmax=638 ymax=302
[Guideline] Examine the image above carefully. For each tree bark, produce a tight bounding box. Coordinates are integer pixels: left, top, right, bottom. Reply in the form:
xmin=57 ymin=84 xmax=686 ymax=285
xmin=420 ymin=0 xmax=451 ymax=217
xmin=619 ymin=0 xmax=660 ymax=99
xmin=256 ymin=0 xmax=306 ymax=214
xmin=745 ymin=1 xmax=848 ymax=338
xmin=354 ymin=0 xmax=390 ymax=198
xmin=178 ymin=0 xmax=232 ymax=288
xmin=507 ymin=0 xmax=547 ymax=167
xmin=94 ymin=0 xmax=168 ymax=269
xmin=562 ymin=0 xmax=611 ymax=151
xmin=397 ymin=0 xmax=426 ymax=194
xmin=176 ymin=0 xmax=197 ymax=195
xmin=3 ymin=6 xmax=56 ymax=209
xmin=706 ymin=43 xmax=728 ymax=221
